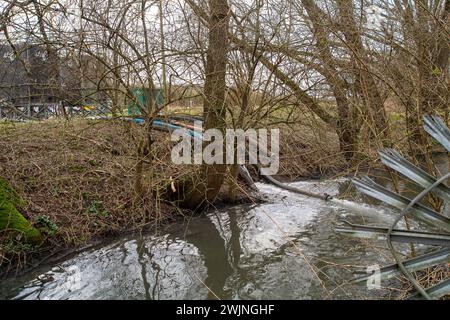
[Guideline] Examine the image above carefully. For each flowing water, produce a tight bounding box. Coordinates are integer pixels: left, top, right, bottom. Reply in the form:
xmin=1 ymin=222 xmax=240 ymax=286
xmin=1 ymin=159 xmax=448 ymax=299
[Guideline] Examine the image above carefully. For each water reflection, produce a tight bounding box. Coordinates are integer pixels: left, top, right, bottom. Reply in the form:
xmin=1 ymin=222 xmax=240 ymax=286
xmin=169 ymin=215 xmax=234 ymax=299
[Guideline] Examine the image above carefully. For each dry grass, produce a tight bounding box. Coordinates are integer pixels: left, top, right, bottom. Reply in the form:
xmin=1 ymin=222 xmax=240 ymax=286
xmin=395 ymin=265 xmax=450 ymax=300
xmin=0 ymin=119 xmax=191 ymax=272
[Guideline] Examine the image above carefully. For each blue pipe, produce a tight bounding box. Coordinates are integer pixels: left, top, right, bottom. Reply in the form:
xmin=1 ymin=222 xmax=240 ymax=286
xmin=152 ymin=119 xmax=203 ymax=140
xmin=125 ymin=117 xmax=203 ymax=140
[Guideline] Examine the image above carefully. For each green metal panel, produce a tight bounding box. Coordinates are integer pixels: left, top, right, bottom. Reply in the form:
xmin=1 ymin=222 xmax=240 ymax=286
xmin=128 ymin=88 xmax=164 ymax=116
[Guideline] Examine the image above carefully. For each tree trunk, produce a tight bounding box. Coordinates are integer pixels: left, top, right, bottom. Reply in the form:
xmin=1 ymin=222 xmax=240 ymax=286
xmin=336 ymin=96 xmax=358 ymax=162
xmin=181 ymin=0 xmax=230 ymax=209
xmin=302 ymin=0 xmax=359 ymax=161
xmin=337 ymin=0 xmax=390 ymax=145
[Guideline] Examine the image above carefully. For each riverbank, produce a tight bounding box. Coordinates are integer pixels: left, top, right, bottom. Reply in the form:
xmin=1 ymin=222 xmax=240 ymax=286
xmin=0 ymin=118 xmax=348 ymax=277
xmin=0 ymin=119 xmax=175 ymax=276
xmin=2 ymin=176 xmax=446 ymax=300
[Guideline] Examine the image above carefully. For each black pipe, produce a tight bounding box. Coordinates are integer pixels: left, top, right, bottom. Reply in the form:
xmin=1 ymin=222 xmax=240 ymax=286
xmin=261 ymin=173 xmax=332 ymax=201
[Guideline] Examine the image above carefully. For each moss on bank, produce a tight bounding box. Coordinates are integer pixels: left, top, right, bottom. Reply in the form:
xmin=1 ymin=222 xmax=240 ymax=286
xmin=0 ymin=177 xmax=42 ymax=244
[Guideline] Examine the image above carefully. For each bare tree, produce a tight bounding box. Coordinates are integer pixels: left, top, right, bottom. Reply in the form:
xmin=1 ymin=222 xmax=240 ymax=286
xmin=181 ymin=0 xmax=230 ymax=209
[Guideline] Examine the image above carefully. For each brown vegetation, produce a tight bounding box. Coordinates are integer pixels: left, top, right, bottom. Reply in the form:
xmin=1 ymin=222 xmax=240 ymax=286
xmin=0 ymin=119 xmax=180 ymax=272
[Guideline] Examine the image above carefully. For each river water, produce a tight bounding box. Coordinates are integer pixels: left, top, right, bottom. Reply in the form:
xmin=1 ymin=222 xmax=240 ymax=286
xmin=3 ymin=154 xmax=450 ymax=300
